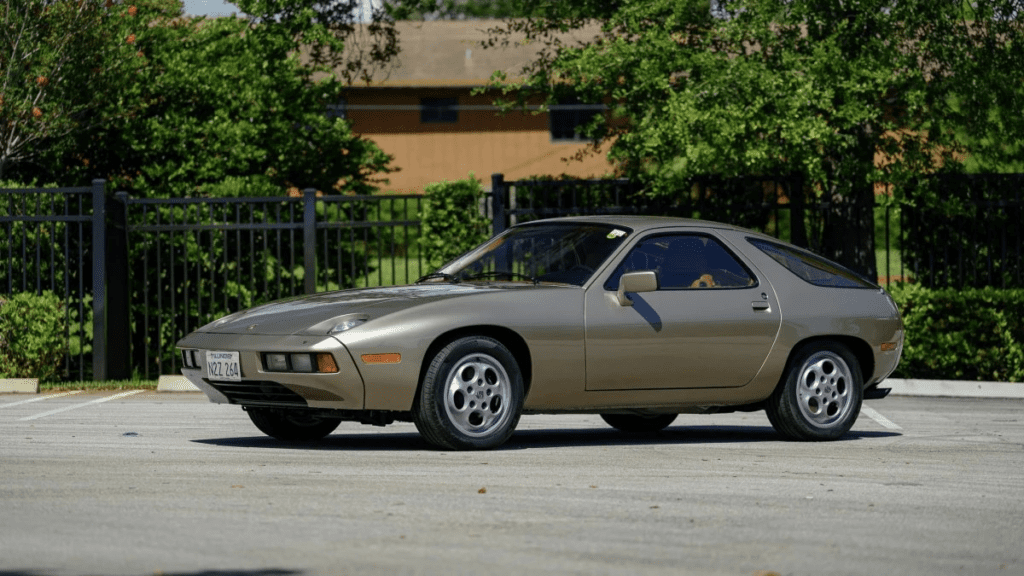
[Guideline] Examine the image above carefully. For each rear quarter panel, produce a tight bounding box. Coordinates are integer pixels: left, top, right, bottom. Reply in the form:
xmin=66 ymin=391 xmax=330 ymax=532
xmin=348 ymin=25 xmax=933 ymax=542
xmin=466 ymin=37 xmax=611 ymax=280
xmin=720 ymin=230 xmax=904 ymax=387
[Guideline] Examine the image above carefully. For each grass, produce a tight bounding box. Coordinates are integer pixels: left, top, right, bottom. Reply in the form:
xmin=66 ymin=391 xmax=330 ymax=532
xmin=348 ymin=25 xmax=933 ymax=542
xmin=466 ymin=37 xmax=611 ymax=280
xmin=352 ymin=255 xmax=431 ymax=288
xmin=41 ymin=379 xmax=157 ymax=392
xmin=876 ymin=248 xmax=910 ymax=284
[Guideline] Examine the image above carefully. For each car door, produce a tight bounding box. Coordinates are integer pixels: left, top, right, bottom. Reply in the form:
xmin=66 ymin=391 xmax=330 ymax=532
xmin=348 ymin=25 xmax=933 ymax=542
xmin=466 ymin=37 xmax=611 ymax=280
xmin=584 ymin=232 xmax=780 ymax=391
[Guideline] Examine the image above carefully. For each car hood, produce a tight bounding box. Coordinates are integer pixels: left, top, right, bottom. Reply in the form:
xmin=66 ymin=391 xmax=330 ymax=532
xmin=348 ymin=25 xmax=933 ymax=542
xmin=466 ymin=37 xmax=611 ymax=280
xmin=197 ymin=283 xmax=519 ymax=336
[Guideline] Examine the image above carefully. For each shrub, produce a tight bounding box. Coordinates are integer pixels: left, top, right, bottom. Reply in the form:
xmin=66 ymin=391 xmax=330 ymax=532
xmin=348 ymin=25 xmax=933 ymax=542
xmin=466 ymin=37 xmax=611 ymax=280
xmin=889 ymin=284 xmax=1024 ymax=382
xmin=0 ymin=292 xmax=69 ymax=381
xmin=419 ymin=175 xmax=491 ymax=269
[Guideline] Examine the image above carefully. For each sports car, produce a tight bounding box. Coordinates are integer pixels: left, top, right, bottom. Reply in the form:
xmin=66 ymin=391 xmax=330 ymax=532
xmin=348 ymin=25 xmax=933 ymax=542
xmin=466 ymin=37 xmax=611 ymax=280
xmin=177 ymin=216 xmax=903 ymax=450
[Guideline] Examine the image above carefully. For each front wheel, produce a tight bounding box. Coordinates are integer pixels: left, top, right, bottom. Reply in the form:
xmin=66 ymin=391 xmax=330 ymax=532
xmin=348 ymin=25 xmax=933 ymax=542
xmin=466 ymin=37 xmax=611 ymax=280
xmin=600 ymin=413 xmax=677 ymax=433
xmin=414 ymin=336 xmax=524 ymax=450
xmin=246 ymin=407 xmax=342 ymax=442
xmin=766 ymin=341 xmax=863 ymax=441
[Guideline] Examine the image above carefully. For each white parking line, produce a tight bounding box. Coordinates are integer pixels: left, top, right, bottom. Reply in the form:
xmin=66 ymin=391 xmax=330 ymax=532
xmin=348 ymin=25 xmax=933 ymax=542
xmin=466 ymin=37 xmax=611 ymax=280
xmin=0 ymin=391 xmax=82 ymax=408
xmin=862 ymin=405 xmax=902 ymax=430
xmin=19 ymin=390 xmax=144 ymax=421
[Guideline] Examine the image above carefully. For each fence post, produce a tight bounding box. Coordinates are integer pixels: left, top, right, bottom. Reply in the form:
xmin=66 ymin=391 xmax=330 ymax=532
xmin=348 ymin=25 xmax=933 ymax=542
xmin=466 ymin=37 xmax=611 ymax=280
xmin=91 ymin=179 xmax=107 ymax=382
xmin=303 ymin=188 xmax=317 ymax=295
xmin=106 ymin=192 xmax=131 ymax=380
xmin=491 ymin=173 xmax=506 ymax=235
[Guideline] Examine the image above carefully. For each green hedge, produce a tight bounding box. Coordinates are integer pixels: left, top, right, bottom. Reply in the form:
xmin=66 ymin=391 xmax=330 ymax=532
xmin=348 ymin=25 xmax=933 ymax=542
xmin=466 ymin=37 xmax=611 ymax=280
xmin=889 ymin=284 xmax=1024 ymax=382
xmin=419 ymin=175 xmax=491 ymax=269
xmin=0 ymin=292 xmax=69 ymax=381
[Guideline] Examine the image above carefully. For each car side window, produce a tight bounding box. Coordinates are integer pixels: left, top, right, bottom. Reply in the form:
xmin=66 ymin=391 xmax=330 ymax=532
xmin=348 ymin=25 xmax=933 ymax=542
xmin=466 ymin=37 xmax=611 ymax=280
xmin=604 ymin=233 xmax=757 ymax=291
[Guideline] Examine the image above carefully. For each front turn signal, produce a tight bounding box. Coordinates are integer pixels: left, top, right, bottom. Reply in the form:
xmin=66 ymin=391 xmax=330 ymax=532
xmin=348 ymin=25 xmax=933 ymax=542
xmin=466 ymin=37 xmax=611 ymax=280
xmin=316 ymin=353 xmax=339 ymax=373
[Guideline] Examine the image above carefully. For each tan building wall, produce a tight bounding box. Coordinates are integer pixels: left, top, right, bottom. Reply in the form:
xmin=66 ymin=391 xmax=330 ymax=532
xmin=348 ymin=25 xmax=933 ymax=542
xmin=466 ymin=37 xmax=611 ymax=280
xmin=345 ymin=89 xmax=617 ymax=193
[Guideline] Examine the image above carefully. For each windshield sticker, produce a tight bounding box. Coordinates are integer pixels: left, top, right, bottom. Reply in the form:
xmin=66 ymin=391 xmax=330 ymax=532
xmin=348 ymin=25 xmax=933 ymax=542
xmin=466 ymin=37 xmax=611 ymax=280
xmin=607 ymin=229 xmax=627 ymax=239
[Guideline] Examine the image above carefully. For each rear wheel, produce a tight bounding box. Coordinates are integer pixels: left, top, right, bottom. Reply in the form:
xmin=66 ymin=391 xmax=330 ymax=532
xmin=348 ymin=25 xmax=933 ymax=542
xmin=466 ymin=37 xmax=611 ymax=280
xmin=414 ymin=336 xmax=524 ymax=450
xmin=600 ymin=413 xmax=677 ymax=433
xmin=766 ymin=341 xmax=863 ymax=441
xmin=246 ymin=407 xmax=342 ymax=441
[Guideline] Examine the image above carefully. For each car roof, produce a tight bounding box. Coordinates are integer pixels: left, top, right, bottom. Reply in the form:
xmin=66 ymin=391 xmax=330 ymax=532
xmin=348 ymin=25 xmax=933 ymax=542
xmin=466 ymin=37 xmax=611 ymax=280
xmin=516 ymin=215 xmax=771 ymax=237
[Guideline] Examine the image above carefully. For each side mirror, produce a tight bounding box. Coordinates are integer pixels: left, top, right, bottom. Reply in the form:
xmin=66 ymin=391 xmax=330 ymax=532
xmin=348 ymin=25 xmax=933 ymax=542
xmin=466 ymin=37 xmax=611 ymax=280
xmin=615 ymin=271 xmax=658 ymax=306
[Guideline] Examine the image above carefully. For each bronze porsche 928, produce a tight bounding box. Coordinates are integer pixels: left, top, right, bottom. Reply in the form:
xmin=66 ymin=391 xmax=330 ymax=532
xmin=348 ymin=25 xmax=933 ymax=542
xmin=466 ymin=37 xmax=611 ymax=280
xmin=177 ymin=216 xmax=903 ymax=450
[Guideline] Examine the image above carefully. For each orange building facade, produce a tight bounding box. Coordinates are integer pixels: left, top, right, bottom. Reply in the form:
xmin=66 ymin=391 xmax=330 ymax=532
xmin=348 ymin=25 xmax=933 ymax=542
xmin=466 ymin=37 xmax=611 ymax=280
xmin=337 ymin=21 xmax=617 ymax=193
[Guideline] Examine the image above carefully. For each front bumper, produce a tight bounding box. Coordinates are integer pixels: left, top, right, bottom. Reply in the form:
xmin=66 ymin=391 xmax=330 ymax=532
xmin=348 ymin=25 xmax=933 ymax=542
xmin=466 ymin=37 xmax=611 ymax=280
xmin=176 ymin=332 xmax=365 ymax=410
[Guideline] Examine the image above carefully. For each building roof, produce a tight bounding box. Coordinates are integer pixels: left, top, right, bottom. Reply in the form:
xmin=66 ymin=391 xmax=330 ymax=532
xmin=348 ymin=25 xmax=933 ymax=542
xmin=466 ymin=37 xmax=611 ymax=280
xmin=340 ymin=19 xmax=601 ymax=88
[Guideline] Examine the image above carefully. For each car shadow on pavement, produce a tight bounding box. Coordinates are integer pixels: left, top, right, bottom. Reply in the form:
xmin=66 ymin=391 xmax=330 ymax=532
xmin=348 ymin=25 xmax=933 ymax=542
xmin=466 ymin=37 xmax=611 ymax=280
xmin=509 ymin=425 xmax=900 ymax=450
xmin=191 ymin=425 xmax=900 ymax=452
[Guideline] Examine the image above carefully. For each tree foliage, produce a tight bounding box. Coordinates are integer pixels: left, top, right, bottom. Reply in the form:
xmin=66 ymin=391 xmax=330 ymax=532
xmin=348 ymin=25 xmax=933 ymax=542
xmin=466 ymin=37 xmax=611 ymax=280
xmin=0 ymin=0 xmax=145 ymax=180
xmin=890 ymin=283 xmax=1024 ymax=382
xmin=0 ymin=291 xmax=70 ymax=381
xmin=66 ymin=0 xmax=398 ymax=197
xmin=475 ymin=0 xmax=1024 ymax=276
xmin=4 ymin=0 xmax=399 ymax=197
xmin=419 ymin=175 xmax=490 ymax=268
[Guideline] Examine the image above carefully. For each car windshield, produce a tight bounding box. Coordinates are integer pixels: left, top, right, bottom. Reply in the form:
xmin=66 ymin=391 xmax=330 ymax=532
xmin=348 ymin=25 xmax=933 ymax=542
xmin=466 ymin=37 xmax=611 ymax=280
xmin=431 ymin=222 xmax=632 ymax=287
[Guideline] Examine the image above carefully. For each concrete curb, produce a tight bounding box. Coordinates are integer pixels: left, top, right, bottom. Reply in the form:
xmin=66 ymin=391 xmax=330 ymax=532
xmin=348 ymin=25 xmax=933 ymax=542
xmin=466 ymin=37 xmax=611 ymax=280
xmin=156 ymin=375 xmax=200 ymax=392
xmin=885 ymin=378 xmax=1024 ymax=399
xmin=0 ymin=378 xmax=40 ymax=394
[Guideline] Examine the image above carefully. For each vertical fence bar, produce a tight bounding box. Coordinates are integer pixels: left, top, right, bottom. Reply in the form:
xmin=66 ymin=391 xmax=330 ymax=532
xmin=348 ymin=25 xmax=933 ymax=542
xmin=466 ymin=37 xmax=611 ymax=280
xmin=303 ymin=188 xmax=317 ymax=294
xmin=335 ymin=200 xmax=344 ymax=286
xmin=148 ymin=203 xmax=156 ymax=379
xmin=3 ymin=193 xmax=10 ymax=294
xmin=491 ymin=173 xmax=506 ymax=235
xmin=47 ymin=194 xmax=55 ymax=292
xmin=884 ymin=204 xmax=891 ymax=287
xmin=62 ymin=193 xmax=72 ymax=378
xmin=19 ymin=194 xmax=27 ymax=293
xmin=348 ymin=199 xmax=356 ymax=284
xmin=91 ymin=179 xmax=107 ymax=381
xmin=107 ymin=192 xmax=130 ymax=380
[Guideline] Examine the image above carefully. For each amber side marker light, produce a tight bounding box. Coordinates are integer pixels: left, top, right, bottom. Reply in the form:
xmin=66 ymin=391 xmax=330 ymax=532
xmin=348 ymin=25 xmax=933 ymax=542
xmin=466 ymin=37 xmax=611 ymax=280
xmin=362 ymin=353 xmax=401 ymax=365
xmin=880 ymin=342 xmax=899 ymax=352
xmin=317 ymin=353 xmax=339 ymax=373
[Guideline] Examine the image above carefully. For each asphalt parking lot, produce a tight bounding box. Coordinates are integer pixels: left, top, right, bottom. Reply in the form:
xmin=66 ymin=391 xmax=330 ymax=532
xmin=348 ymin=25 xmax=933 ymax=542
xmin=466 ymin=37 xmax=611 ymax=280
xmin=1 ymin=391 xmax=1022 ymax=576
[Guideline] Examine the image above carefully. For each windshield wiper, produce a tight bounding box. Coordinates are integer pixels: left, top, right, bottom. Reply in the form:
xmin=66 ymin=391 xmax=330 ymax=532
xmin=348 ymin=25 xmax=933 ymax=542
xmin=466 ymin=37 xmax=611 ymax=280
xmin=464 ymin=271 xmax=540 ymax=285
xmin=415 ymin=272 xmax=461 ymax=284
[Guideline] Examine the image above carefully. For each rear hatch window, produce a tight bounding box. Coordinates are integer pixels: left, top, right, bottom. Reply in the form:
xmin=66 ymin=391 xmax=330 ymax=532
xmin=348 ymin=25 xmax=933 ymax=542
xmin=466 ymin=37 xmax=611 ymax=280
xmin=747 ymin=238 xmax=876 ymax=288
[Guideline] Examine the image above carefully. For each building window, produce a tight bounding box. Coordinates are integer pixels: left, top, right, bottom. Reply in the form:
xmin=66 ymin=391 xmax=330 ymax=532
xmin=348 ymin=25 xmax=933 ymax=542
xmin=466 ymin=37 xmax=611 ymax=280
xmin=550 ymin=97 xmax=600 ymax=142
xmin=327 ymin=98 xmax=347 ymax=120
xmin=421 ymin=97 xmax=458 ymax=123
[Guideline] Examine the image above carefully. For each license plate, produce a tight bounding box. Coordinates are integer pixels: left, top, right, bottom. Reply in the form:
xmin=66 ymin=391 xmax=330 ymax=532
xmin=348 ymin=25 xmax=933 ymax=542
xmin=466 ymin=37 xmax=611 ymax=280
xmin=206 ymin=351 xmax=241 ymax=382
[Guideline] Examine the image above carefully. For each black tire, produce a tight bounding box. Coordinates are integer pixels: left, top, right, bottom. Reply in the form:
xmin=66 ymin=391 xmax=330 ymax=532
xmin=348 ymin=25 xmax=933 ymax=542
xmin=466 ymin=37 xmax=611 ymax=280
xmin=414 ymin=336 xmax=524 ymax=450
xmin=246 ymin=407 xmax=342 ymax=442
xmin=600 ymin=413 xmax=677 ymax=433
xmin=766 ymin=341 xmax=863 ymax=441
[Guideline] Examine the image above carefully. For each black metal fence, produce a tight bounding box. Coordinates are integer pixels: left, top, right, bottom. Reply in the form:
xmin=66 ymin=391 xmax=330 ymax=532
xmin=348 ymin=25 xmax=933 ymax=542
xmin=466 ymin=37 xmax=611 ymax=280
xmin=491 ymin=173 xmax=808 ymax=234
xmin=3 ymin=172 xmax=1022 ymax=381
xmin=1 ymin=181 xmax=107 ymax=381
xmin=492 ymin=173 xmax=894 ymax=279
xmin=901 ymin=174 xmax=1024 ymax=289
xmin=111 ymin=190 xmax=426 ymax=379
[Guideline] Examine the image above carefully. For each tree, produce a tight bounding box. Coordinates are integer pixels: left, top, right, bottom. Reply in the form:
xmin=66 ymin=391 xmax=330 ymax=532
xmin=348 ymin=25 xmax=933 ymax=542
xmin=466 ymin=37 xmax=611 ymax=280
xmin=65 ymin=0 xmax=395 ymax=197
xmin=476 ymin=0 xmax=1024 ymax=278
xmin=0 ymin=0 xmax=146 ymax=181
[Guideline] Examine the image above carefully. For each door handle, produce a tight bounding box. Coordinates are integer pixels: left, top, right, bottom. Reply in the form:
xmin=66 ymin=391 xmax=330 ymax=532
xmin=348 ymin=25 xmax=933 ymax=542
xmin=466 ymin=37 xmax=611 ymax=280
xmin=751 ymin=301 xmax=770 ymax=311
